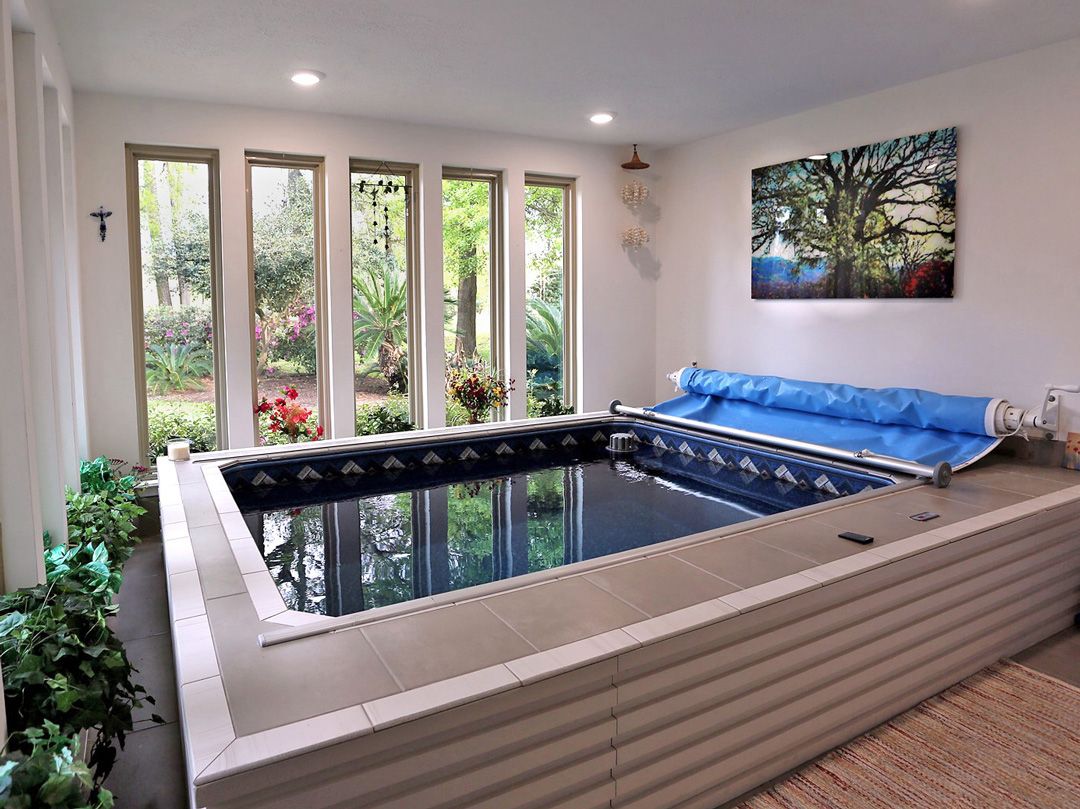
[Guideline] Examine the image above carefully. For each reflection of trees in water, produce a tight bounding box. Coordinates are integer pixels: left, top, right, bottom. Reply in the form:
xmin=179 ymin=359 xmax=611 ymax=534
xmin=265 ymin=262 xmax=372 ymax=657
xmin=447 ymin=482 xmax=495 ymax=590
xmin=359 ymin=493 xmax=413 ymax=610
xmin=262 ymin=506 xmax=325 ymax=613
xmin=259 ymin=470 xmax=573 ymax=615
xmin=527 ymin=470 xmax=565 ymax=573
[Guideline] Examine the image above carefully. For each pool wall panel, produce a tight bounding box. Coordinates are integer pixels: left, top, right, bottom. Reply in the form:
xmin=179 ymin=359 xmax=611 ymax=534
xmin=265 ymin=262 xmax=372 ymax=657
xmin=609 ymin=503 xmax=1080 ymax=808
xmin=195 ymin=660 xmax=619 ymax=809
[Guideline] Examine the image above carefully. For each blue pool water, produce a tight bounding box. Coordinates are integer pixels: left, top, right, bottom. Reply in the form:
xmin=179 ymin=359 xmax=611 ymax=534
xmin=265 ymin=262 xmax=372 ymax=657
xmin=228 ymin=425 xmax=889 ymax=617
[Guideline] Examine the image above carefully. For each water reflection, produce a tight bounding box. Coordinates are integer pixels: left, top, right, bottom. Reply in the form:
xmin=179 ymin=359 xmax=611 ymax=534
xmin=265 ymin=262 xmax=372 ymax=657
xmin=250 ymin=457 xmax=777 ymax=617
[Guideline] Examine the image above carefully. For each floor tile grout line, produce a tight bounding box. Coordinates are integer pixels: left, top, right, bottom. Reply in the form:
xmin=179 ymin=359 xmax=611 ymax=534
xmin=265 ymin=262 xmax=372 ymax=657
xmin=355 ymin=625 xmax=409 ymax=692
xmin=477 ymin=600 xmax=542 ymax=653
xmin=668 ymin=553 xmax=746 ymax=592
xmin=575 ymin=574 xmax=661 ymax=619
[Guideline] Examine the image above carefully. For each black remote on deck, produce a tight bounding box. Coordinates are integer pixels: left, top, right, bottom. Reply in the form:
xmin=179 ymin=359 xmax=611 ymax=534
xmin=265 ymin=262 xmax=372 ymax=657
xmin=838 ymin=531 xmax=874 ymax=545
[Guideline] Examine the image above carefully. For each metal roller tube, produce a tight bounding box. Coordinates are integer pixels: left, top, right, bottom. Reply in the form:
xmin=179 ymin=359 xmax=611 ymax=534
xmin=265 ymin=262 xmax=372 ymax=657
xmin=608 ymin=400 xmax=951 ymax=486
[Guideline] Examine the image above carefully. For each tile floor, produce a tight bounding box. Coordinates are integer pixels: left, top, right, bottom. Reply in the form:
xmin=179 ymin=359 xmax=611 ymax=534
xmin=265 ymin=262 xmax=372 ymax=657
xmin=106 ymin=533 xmax=1078 ymax=809
xmin=105 ymin=537 xmax=187 ymax=809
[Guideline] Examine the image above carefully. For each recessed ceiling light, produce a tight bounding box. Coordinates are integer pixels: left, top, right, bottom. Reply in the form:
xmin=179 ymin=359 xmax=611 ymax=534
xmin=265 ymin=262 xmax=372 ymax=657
xmin=291 ymin=70 xmax=324 ymax=87
xmin=807 ymin=153 xmax=828 ymax=160
xmin=589 ymin=112 xmax=615 ymax=125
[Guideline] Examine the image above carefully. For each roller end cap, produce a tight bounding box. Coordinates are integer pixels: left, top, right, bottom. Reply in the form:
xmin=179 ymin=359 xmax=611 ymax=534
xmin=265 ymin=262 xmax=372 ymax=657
xmin=931 ymin=461 xmax=953 ymax=489
xmin=608 ymin=399 xmax=622 ymax=415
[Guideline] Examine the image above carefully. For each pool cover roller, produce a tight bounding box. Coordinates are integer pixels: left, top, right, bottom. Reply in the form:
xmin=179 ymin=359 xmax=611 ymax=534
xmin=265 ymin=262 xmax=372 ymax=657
xmin=650 ymin=369 xmax=1003 ymax=471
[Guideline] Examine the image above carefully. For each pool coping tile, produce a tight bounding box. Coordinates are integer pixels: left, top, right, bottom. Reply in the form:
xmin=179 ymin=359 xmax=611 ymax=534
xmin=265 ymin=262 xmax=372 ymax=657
xmin=242 ymin=570 xmax=288 ymax=620
xmin=169 ymin=570 xmax=207 ymax=621
xmin=174 ymin=615 xmax=220 ymax=686
xmin=505 ymin=628 xmax=639 ymax=685
xmin=361 ymin=664 xmax=520 ymax=732
xmin=180 ymin=675 xmax=235 ymax=779
xmin=867 ymin=530 xmax=952 ymax=561
xmin=163 ymin=535 xmax=197 ymax=574
xmin=622 ymin=598 xmax=740 ymax=646
xmin=801 ymin=549 xmax=891 ymax=584
xmin=228 ymin=537 xmax=267 ymax=575
xmin=197 ymin=705 xmax=372 ymax=785
xmin=218 ymin=511 xmax=252 ymax=541
xmin=161 ymin=521 xmax=189 ymax=543
xmin=717 ymin=572 xmax=821 ymax=613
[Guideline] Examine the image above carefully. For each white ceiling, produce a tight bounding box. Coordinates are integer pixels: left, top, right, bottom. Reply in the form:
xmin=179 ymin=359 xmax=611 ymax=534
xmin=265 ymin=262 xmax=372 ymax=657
xmin=46 ymin=0 xmax=1080 ymax=147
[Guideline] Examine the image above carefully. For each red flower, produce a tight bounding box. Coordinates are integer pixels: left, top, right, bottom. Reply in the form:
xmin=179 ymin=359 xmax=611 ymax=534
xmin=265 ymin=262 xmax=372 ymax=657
xmin=285 ymin=386 xmax=299 ymax=400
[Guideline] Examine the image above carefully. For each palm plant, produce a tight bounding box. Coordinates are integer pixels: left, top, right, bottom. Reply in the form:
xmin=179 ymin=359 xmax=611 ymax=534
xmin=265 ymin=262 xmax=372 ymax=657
xmin=526 ymin=299 xmax=563 ymax=359
xmin=352 ymin=266 xmax=408 ymax=386
xmin=145 ymin=343 xmax=212 ymax=394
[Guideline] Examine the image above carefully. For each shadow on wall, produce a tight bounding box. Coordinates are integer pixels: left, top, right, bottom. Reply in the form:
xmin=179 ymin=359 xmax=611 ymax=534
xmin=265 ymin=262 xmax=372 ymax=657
xmin=626 ymin=244 xmax=662 ymax=279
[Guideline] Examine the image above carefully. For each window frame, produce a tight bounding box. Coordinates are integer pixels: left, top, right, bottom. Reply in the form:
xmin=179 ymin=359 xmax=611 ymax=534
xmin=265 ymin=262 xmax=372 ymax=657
xmin=124 ymin=144 xmax=227 ymax=463
xmin=441 ymin=167 xmax=506 ymax=417
xmin=523 ymin=173 xmax=577 ymax=410
xmin=348 ymin=159 xmax=423 ymax=428
xmin=245 ymin=151 xmax=331 ymax=437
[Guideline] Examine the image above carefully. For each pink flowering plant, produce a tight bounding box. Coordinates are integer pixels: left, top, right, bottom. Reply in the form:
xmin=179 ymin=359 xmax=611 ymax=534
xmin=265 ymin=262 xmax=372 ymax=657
xmin=255 ymin=304 xmax=318 ymax=375
xmin=143 ymin=304 xmax=213 ymax=352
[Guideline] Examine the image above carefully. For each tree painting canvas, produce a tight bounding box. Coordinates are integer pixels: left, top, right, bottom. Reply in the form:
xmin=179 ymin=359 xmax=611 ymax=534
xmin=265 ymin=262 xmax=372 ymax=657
xmin=751 ymin=127 xmax=956 ymax=299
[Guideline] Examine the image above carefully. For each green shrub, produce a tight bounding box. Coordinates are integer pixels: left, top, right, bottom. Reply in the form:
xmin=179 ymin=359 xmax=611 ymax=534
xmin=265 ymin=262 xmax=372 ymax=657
xmin=146 ymin=401 xmax=216 ymax=461
xmin=0 ymin=582 xmax=158 ymax=784
xmin=0 ymin=721 xmax=114 ymax=808
xmin=79 ymin=457 xmax=138 ymax=500
xmin=356 ymin=396 xmax=414 ymax=436
xmin=527 ymin=395 xmax=574 ymax=419
xmin=145 ymin=343 xmax=213 ymax=394
xmin=65 ymin=491 xmax=145 ymax=567
xmin=44 ymin=543 xmax=123 ymax=606
xmin=445 ymin=400 xmax=470 ymax=427
xmin=0 ymin=454 xmax=160 ymax=790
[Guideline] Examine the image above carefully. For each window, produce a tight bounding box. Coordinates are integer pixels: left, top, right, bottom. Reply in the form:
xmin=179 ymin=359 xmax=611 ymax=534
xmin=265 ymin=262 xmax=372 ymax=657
xmin=247 ymin=153 xmax=328 ymax=440
xmin=126 ymin=145 xmax=223 ymax=463
xmin=350 ymin=161 xmax=419 ymax=433
xmin=442 ymin=170 xmax=503 ymax=424
xmin=525 ymin=176 xmax=575 ymax=414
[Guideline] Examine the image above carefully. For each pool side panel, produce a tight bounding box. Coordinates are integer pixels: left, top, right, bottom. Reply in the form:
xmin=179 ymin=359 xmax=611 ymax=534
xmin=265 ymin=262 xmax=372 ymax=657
xmin=160 ymin=443 xmax=1080 ymax=809
xmin=194 ymin=661 xmax=619 ymax=809
xmin=609 ymin=499 xmax=1080 ymax=808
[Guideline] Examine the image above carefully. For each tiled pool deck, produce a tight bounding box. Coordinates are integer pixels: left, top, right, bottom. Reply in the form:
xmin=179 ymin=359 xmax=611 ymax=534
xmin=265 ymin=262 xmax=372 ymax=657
xmin=158 ymin=416 xmax=1080 ymax=806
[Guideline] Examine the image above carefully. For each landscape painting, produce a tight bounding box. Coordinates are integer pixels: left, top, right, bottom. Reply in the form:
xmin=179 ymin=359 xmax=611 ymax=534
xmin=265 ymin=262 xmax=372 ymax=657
xmin=751 ymin=127 xmax=956 ymax=299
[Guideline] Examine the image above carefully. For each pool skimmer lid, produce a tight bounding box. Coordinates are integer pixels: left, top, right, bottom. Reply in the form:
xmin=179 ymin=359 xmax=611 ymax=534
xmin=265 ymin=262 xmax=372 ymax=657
xmin=608 ymin=432 xmax=639 ymax=454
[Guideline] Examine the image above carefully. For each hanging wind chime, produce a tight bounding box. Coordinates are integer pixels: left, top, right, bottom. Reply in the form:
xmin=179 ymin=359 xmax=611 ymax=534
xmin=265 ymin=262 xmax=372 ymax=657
xmin=355 ymin=169 xmax=409 ymax=253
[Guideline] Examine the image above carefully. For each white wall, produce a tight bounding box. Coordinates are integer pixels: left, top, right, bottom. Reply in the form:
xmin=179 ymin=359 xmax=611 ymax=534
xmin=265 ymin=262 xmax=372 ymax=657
xmin=73 ymin=93 xmax=657 ymax=465
xmin=654 ymin=38 xmax=1080 ymax=432
xmin=0 ymin=0 xmax=80 ymax=590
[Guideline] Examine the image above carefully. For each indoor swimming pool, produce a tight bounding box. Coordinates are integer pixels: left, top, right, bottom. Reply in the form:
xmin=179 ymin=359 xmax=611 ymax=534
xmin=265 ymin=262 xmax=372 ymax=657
xmin=222 ymin=422 xmax=890 ymax=616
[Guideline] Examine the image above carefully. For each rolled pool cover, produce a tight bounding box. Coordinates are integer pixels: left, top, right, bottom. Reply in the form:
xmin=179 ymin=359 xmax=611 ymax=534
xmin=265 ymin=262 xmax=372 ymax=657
xmin=651 ymin=369 xmax=1003 ymax=470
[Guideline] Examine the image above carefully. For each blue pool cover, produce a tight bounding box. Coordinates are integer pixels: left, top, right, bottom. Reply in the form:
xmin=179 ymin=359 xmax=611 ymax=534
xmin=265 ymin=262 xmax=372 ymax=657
xmin=651 ymin=369 xmax=1003 ymax=470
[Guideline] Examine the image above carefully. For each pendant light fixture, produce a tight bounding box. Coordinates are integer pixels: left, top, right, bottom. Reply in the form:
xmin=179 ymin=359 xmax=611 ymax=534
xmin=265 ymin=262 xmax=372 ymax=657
xmin=621 ymin=144 xmax=650 ymax=170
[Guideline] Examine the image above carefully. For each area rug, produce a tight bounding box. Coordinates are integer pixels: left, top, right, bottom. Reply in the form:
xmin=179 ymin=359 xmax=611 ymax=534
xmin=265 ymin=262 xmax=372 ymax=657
xmin=737 ymin=660 xmax=1080 ymax=808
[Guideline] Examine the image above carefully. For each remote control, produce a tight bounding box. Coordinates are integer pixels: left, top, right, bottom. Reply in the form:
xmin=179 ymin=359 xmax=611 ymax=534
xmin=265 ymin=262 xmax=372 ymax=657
xmin=838 ymin=531 xmax=874 ymax=544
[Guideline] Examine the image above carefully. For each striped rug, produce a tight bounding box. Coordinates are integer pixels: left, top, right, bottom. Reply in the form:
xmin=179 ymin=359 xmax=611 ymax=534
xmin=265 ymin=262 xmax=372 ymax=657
xmin=738 ymin=660 xmax=1079 ymax=809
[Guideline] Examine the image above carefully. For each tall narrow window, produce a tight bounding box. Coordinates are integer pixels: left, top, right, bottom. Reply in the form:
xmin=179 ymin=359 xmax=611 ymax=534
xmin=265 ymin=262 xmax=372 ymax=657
xmin=442 ymin=170 xmax=503 ymax=425
xmin=350 ymin=161 xmax=419 ymax=435
xmin=126 ymin=146 xmax=223 ymax=463
xmin=525 ymin=176 xmax=575 ymax=415
xmin=247 ymin=154 xmax=327 ymax=441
